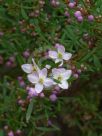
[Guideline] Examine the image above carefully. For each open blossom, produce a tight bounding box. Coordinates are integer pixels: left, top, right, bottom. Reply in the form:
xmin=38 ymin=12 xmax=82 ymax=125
xmin=52 ymin=68 xmax=72 ymax=89
xmin=49 ymin=44 xmax=72 ymax=66
xmin=27 ymin=68 xmax=54 ymax=93
xmin=21 ymin=58 xmax=40 ymax=74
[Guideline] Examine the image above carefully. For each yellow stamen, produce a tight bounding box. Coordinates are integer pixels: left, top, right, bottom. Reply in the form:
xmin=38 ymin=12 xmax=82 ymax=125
xmin=58 ymin=52 xmax=63 ymax=59
xmin=39 ymin=78 xmax=44 ymax=84
xmin=58 ymin=76 xmax=62 ymax=81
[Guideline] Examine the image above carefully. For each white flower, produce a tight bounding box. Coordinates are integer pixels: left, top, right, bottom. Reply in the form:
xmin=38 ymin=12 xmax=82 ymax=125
xmin=21 ymin=58 xmax=40 ymax=74
xmin=27 ymin=68 xmax=54 ymax=93
xmin=52 ymin=68 xmax=72 ymax=89
xmin=49 ymin=44 xmax=72 ymax=66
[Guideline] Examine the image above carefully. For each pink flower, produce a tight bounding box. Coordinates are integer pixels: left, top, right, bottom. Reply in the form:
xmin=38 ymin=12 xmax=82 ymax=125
xmin=49 ymin=44 xmax=72 ymax=66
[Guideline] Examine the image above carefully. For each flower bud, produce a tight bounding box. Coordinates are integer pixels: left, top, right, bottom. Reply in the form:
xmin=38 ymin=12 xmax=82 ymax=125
xmin=74 ymin=11 xmax=82 ymax=18
xmin=8 ymin=131 xmax=14 ymax=136
xmin=88 ymin=15 xmax=94 ymax=22
xmin=49 ymin=94 xmax=57 ymax=102
xmin=77 ymin=16 xmax=83 ymax=22
xmin=68 ymin=2 xmax=75 ymax=8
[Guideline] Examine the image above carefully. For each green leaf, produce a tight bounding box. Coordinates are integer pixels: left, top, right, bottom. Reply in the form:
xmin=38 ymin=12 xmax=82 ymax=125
xmin=93 ymin=55 xmax=101 ymax=70
xmin=26 ymin=98 xmax=34 ymax=123
xmin=21 ymin=6 xmax=28 ymax=20
xmin=0 ymin=130 xmax=4 ymax=136
xmin=36 ymin=126 xmax=60 ymax=132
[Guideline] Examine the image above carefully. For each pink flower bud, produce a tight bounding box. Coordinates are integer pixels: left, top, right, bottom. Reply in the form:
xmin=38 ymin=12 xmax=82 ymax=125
xmin=77 ymin=16 xmax=83 ymax=22
xmin=5 ymin=61 xmax=12 ymax=67
xmin=4 ymin=125 xmax=8 ymax=130
xmin=39 ymin=92 xmax=45 ymax=98
xmin=28 ymin=87 xmax=38 ymax=97
xmin=19 ymin=80 xmax=25 ymax=87
xmin=68 ymin=2 xmax=75 ymax=8
xmin=17 ymin=76 xmax=23 ymax=81
xmin=54 ymin=85 xmax=60 ymax=91
xmin=0 ymin=31 xmax=4 ymax=36
xmin=73 ymin=74 xmax=79 ymax=78
xmin=74 ymin=11 xmax=82 ymax=18
xmin=9 ymin=56 xmax=15 ymax=63
xmin=18 ymin=99 xmax=24 ymax=105
xmin=48 ymin=120 xmax=52 ymax=126
xmin=23 ymin=50 xmax=30 ymax=59
xmin=88 ymin=15 xmax=94 ymax=22
xmin=64 ymin=11 xmax=70 ymax=17
xmin=77 ymin=69 xmax=82 ymax=74
xmin=49 ymin=94 xmax=57 ymax=102
xmin=8 ymin=131 xmax=14 ymax=136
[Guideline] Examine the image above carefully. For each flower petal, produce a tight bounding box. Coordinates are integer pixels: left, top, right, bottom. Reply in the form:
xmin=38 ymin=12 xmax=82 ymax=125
xmin=27 ymin=72 xmax=39 ymax=83
xmin=62 ymin=70 xmax=72 ymax=80
xmin=52 ymin=68 xmax=65 ymax=79
xmin=59 ymin=81 xmax=69 ymax=89
xmin=39 ymin=68 xmax=47 ymax=78
xmin=63 ymin=53 xmax=72 ymax=60
xmin=59 ymin=60 xmax=63 ymax=67
xmin=55 ymin=58 xmax=62 ymax=64
xmin=49 ymin=51 xmax=58 ymax=59
xmin=57 ymin=45 xmax=65 ymax=53
xmin=21 ymin=64 xmax=33 ymax=73
xmin=32 ymin=58 xmax=40 ymax=72
xmin=45 ymin=64 xmax=51 ymax=69
xmin=44 ymin=78 xmax=54 ymax=87
xmin=52 ymin=68 xmax=59 ymax=76
xmin=35 ymin=83 xmax=43 ymax=93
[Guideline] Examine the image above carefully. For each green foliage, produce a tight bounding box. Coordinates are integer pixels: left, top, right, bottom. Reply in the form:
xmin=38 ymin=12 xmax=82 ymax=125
xmin=0 ymin=0 xmax=102 ymax=135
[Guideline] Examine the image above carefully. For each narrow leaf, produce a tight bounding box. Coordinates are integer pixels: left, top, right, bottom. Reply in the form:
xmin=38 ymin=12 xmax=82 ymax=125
xmin=26 ymin=98 xmax=34 ymax=123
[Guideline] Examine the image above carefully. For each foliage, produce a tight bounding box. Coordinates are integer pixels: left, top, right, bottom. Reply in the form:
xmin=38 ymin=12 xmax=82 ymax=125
xmin=0 ymin=0 xmax=102 ymax=136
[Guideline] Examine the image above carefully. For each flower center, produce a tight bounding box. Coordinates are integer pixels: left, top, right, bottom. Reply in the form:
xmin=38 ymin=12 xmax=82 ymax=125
xmin=33 ymin=66 xmax=37 ymax=71
xmin=58 ymin=75 xmax=62 ymax=81
xmin=39 ymin=78 xmax=44 ymax=84
xmin=58 ymin=52 xmax=63 ymax=59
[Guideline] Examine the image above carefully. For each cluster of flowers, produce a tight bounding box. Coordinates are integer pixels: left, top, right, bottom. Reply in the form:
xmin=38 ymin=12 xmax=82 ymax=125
xmin=21 ymin=44 xmax=72 ymax=96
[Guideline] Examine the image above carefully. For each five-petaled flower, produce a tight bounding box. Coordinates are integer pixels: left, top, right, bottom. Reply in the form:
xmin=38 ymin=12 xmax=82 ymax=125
xmin=52 ymin=68 xmax=72 ymax=89
xmin=49 ymin=44 xmax=72 ymax=66
xmin=27 ymin=68 xmax=54 ymax=93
